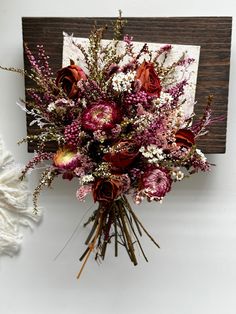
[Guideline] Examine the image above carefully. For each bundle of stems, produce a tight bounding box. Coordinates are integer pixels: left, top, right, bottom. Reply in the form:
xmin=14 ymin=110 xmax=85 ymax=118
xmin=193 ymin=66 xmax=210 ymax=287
xmin=77 ymin=196 xmax=160 ymax=279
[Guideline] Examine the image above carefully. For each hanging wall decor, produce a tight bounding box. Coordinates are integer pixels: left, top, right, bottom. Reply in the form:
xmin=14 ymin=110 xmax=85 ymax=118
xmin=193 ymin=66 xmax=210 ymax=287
xmin=0 ymin=14 xmax=232 ymax=278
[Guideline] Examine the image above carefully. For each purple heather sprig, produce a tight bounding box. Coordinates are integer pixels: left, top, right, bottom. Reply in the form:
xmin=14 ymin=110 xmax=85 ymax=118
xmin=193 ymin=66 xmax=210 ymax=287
xmin=166 ymin=79 xmax=188 ymax=106
xmin=153 ymin=44 xmax=172 ymax=62
xmin=20 ymin=152 xmax=54 ymax=180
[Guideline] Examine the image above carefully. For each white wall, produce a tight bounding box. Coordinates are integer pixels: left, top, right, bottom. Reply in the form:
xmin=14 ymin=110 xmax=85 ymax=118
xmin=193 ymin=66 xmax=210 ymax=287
xmin=0 ymin=1 xmax=236 ymax=314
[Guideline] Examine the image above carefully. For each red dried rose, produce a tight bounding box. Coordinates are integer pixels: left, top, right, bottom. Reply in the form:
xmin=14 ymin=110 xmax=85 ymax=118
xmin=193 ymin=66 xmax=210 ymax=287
xmin=103 ymin=140 xmax=140 ymax=169
xmin=175 ymin=129 xmax=195 ymax=148
xmin=56 ymin=62 xmax=86 ymax=98
xmin=135 ymin=61 xmax=162 ymax=97
xmin=93 ymin=176 xmax=124 ymax=203
xmin=81 ymin=101 xmax=121 ymax=132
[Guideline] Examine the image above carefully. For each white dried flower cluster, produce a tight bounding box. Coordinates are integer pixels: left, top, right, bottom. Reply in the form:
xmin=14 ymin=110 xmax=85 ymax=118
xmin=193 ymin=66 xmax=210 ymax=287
xmin=153 ymin=91 xmax=173 ymax=107
xmin=171 ymin=168 xmax=184 ymax=181
xmin=140 ymin=145 xmax=165 ymax=164
xmin=81 ymin=98 xmax=87 ymax=107
xmin=47 ymin=102 xmax=56 ymax=112
xmin=80 ymin=174 xmax=94 ymax=185
xmin=93 ymin=130 xmax=107 ymax=143
xmin=196 ymin=149 xmax=207 ymax=162
xmin=112 ymin=71 xmax=136 ymax=93
xmin=134 ymin=192 xmax=164 ymax=205
xmin=47 ymin=98 xmax=75 ymax=112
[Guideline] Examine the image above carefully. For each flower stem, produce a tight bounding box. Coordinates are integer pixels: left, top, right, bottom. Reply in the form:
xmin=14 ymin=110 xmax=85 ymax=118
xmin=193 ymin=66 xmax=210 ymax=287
xmin=122 ymin=196 xmax=160 ymax=249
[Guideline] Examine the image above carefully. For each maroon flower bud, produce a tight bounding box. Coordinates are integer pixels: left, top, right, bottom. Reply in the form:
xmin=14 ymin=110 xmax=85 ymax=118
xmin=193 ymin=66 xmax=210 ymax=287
xmin=135 ymin=61 xmax=162 ymax=97
xmin=103 ymin=140 xmax=140 ymax=169
xmin=56 ymin=63 xmax=86 ymax=98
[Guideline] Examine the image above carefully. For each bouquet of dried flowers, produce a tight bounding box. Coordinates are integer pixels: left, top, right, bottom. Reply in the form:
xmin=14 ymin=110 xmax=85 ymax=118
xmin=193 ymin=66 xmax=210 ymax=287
xmin=0 ymin=13 xmax=215 ymax=279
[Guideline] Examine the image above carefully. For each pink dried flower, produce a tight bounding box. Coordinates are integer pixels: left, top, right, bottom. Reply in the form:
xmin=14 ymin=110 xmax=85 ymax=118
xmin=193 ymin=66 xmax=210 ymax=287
xmin=153 ymin=44 xmax=172 ymax=61
xmin=21 ymin=152 xmax=54 ymax=179
xmin=74 ymin=167 xmax=85 ymax=177
xmin=190 ymin=150 xmax=211 ymax=172
xmin=123 ymin=35 xmax=134 ymax=57
xmin=25 ymin=44 xmax=43 ymax=75
xmin=119 ymin=174 xmax=131 ymax=193
xmin=64 ymin=120 xmax=80 ymax=149
xmin=123 ymin=34 xmax=133 ymax=44
xmin=177 ymin=57 xmax=195 ymax=67
xmin=36 ymin=44 xmax=53 ymax=77
xmin=191 ymin=96 xmax=222 ymax=138
xmin=124 ymin=91 xmax=152 ymax=109
xmin=76 ymin=184 xmax=93 ymax=201
xmin=166 ymin=80 xmax=188 ymax=106
xmin=81 ymin=101 xmax=121 ymax=132
xmin=191 ymin=158 xmax=211 ymax=172
xmin=93 ymin=129 xmax=107 ymax=142
xmin=136 ymin=168 xmax=172 ymax=203
xmin=110 ymin=124 xmax=122 ymax=138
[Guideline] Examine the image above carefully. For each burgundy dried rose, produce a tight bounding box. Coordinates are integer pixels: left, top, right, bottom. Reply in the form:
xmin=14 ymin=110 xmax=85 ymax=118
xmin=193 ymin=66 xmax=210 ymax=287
xmin=103 ymin=140 xmax=140 ymax=169
xmin=56 ymin=63 xmax=86 ymax=98
xmin=137 ymin=168 xmax=172 ymax=202
xmin=135 ymin=61 xmax=162 ymax=97
xmin=81 ymin=101 xmax=121 ymax=132
xmin=175 ymin=129 xmax=195 ymax=148
xmin=93 ymin=176 xmax=124 ymax=203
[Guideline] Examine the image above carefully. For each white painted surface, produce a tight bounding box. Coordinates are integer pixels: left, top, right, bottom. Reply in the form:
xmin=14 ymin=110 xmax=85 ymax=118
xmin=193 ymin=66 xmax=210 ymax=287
xmin=0 ymin=1 xmax=235 ymax=314
xmin=63 ymin=35 xmax=200 ymax=116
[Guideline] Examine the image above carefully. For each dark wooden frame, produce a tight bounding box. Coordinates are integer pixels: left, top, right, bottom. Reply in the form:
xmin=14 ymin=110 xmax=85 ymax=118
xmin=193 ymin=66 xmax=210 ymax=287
xmin=22 ymin=17 xmax=232 ymax=153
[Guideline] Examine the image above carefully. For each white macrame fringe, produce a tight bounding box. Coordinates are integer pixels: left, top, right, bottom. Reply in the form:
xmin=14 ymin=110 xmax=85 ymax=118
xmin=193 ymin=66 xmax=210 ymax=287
xmin=0 ymin=136 xmax=42 ymax=256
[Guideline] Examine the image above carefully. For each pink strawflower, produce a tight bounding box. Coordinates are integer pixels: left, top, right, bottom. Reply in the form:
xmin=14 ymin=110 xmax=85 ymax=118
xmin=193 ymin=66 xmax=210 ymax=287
xmin=136 ymin=168 xmax=172 ymax=203
xmin=81 ymin=101 xmax=121 ymax=132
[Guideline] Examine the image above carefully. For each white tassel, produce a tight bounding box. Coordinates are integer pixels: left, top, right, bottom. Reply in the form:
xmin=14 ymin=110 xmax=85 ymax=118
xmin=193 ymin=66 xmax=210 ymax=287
xmin=0 ymin=136 xmax=42 ymax=256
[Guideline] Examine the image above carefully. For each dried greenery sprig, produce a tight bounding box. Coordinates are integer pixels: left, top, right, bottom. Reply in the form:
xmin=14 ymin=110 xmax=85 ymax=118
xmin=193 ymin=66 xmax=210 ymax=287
xmin=32 ymin=168 xmax=57 ymax=214
xmin=113 ymin=10 xmax=127 ymax=41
